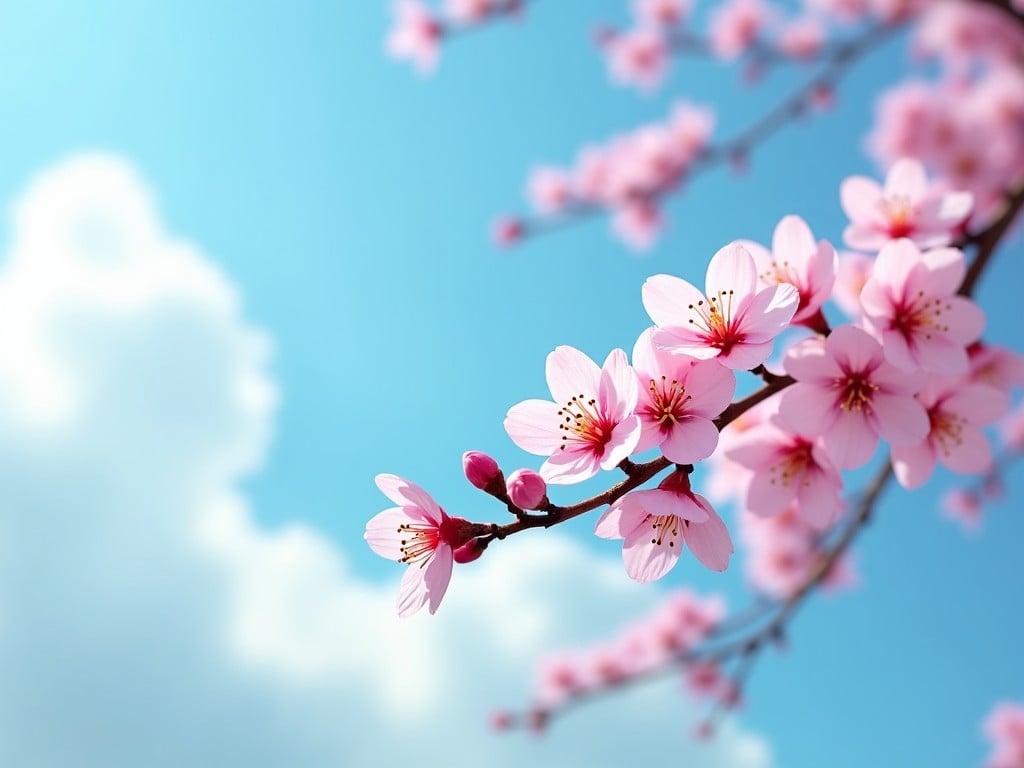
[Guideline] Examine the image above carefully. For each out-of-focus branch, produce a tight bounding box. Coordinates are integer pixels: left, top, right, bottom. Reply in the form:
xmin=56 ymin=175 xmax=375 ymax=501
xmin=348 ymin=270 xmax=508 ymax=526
xmin=495 ymin=180 xmax=1022 ymax=733
xmin=505 ymin=20 xmax=902 ymax=245
xmin=960 ymin=181 xmax=1024 ymax=298
xmin=967 ymin=0 xmax=1024 ymax=26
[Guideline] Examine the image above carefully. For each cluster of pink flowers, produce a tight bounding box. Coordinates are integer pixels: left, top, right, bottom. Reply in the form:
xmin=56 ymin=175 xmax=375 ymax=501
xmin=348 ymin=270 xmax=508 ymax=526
xmin=520 ymin=589 xmax=727 ymax=715
xmin=368 ymin=156 xmax=1019 ymax=621
xmin=868 ymin=1 xmax=1024 ymax=221
xmin=983 ymin=701 xmax=1024 ymax=768
xmin=507 ymin=101 xmax=716 ymax=250
xmin=386 ymin=0 xmax=524 ymax=73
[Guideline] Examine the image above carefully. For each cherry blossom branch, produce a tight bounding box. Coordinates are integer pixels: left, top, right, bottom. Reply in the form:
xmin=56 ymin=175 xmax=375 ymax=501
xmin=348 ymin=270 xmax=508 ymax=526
xmin=494 ymin=460 xmax=893 ymax=733
xmin=493 ymin=178 xmax=1022 ymax=732
xmin=503 ymin=19 xmax=902 ymax=245
xmin=470 ymin=372 xmax=797 ymax=546
xmin=968 ymin=0 xmax=1024 ymax=26
xmin=959 ymin=181 xmax=1024 ymax=298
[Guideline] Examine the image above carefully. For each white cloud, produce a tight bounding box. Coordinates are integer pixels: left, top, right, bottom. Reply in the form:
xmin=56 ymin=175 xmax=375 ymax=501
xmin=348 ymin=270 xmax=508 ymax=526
xmin=0 ymin=155 xmax=773 ymax=768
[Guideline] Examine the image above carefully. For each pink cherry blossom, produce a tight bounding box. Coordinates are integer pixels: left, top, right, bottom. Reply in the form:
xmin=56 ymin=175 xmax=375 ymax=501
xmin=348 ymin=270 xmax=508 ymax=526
xmin=860 ymin=239 xmax=984 ymax=375
xmin=708 ymin=0 xmax=772 ymax=60
xmin=643 ymin=242 xmax=799 ymax=370
xmin=631 ymin=328 xmax=736 ymax=463
xmin=776 ymin=17 xmax=826 ymax=60
xmin=595 ymin=469 xmax=733 ymax=582
xmin=612 ymin=200 xmax=662 ymax=251
xmin=648 ymin=590 xmax=725 ymax=652
xmin=504 ymin=346 xmax=642 ymax=484
xmin=527 ymin=166 xmax=574 ymax=215
xmin=726 ymin=420 xmax=843 ymax=529
xmin=779 ymin=324 xmax=929 ymax=469
xmin=365 ymin=474 xmax=473 ymax=617
xmin=983 ymin=701 xmax=1024 ymax=768
xmin=1000 ymin=401 xmax=1024 ymax=454
xmin=941 ymin=487 xmax=983 ymax=531
xmin=386 ymin=1 xmax=443 ymax=74
xmin=840 ymin=157 xmax=973 ymax=250
xmin=740 ymin=214 xmax=837 ymax=326
xmin=445 ymin=0 xmax=491 ymax=25
xmin=891 ymin=379 xmax=1008 ymax=489
xmin=605 ymin=27 xmax=670 ymax=92
xmin=633 ymin=0 xmax=691 ymax=27
xmin=968 ymin=343 xmax=1024 ymax=394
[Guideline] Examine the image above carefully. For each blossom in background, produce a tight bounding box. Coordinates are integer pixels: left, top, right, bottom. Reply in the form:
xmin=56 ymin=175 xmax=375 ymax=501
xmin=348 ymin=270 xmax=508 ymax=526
xmin=365 ymin=474 xmax=474 ymax=617
xmin=605 ymin=27 xmax=670 ymax=92
xmin=726 ymin=420 xmax=844 ymax=529
xmin=595 ymin=469 xmax=733 ymax=581
xmin=891 ymin=379 xmax=1008 ymax=489
xmin=740 ymin=214 xmax=837 ymax=326
xmin=385 ymin=0 xmax=443 ymax=73
xmin=840 ymin=157 xmax=973 ymax=251
xmin=631 ymin=328 xmax=736 ymax=464
xmin=644 ymin=242 xmax=799 ymax=370
xmin=779 ymin=324 xmax=928 ymax=469
xmin=982 ymin=701 xmax=1024 ymax=768
xmin=708 ymin=0 xmax=773 ymax=60
xmin=504 ymin=346 xmax=641 ymax=484
xmin=860 ymin=239 xmax=985 ymax=376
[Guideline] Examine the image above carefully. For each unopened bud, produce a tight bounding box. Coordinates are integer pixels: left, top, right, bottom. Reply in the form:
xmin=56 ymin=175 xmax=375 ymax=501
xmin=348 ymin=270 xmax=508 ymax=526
xmin=453 ymin=538 xmax=487 ymax=564
xmin=489 ymin=710 xmax=513 ymax=731
xmin=492 ymin=216 xmax=524 ymax=248
xmin=462 ymin=451 xmax=505 ymax=496
xmin=507 ymin=468 xmax=548 ymax=510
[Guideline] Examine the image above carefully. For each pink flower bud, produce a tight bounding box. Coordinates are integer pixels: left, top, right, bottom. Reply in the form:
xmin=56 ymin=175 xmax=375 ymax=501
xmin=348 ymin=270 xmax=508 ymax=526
xmin=462 ymin=450 xmax=506 ymax=495
xmin=492 ymin=216 xmax=524 ymax=247
xmin=453 ymin=538 xmax=487 ymax=563
xmin=489 ymin=710 xmax=513 ymax=731
xmin=507 ymin=468 xmax=548 ymax=510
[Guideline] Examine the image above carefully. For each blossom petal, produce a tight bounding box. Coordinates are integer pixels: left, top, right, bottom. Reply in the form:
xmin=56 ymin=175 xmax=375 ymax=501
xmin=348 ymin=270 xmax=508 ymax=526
xmin=737 ymin=283 xmax=799 ymax=343
xmin=706 ymin=242 xmax=757 ymax=299
xmin=784 ymin=336 xmax=839 ymax=382
xmin=504 ymin=398 xmax=563 ymax=454
xmin=601 ymin=415 xmax=643 ymax=470
xmin=424 ymin=543 xmax=454 ymax=615
xmin=772 ymin=215 xmax=816 ymax=269
xmin=365 ymin=508 xmax=417 ymax=560
xmin=827 ymin=324 xmax=882 ymax=373
xmin=396 ymin=562 xmax=430 ymax=618
xmin=945 ymin=384 xmax=1009 ymax=424
xmin=599 ymin=348 xmax=638 ymax=421
xmin=840 ymin=176 xmax=883 ymax=225
xmin=823 ymin=410 xmax=878 ymax=469
xmin=643 ymin=274 xmax=706 ymax=329
xmin=920 ymin=246 xmax=966 ymax=295
xmin=872 ymin=392 xmax=929 ymax=445
xmin=796 ymin=471 xmax=842 ymax=530
xmin=622 ymin=519 xmax=682 ymax=583
xmin=541 ymin=448 xmax=602 ymax=485
xmin=938 ymin=423 xmax=993 ymax=475
xmin=683 ymin=498 xmax=733 ymax=572
xmin=661 ymin=416 xmax=720 ymax=464
xmin=884 ymin=157 xmax=927 ymax=202
xmin=746 ymin=463 xmax=796 ymax=518
xmin=375 ymin=474 xmax=443 ymax=523
xmin=891 ymin=441 xmax=935 ymax=490
xmin=778 ymin=383 xmax=836 ymax=437
xmin=682 ymin=359 xmax=736 ymax=418
xmin=546 ymin=345 xmax=601 ymax=407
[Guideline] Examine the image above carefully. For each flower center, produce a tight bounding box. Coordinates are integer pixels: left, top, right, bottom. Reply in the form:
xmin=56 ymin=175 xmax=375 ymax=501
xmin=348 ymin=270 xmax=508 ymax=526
xmin=881 ymin=195 xmax=915 ymax=238
xmin=834 ymin=372 xmax=879 ymax=412
xmin=557 ymin=394 xmax=611 ymax=452
xmin=686 ymin=289 xmax=743 ymax=352
xmin=645 ymin=375 xmax=692 ymax=430
xmin=770 ymin=442 xmax=814 ymax=489
xmin=894 ymin=289 xmax=952 ymax=341
xmin=648 ymin=514 xmax=681 ymax=548
xmin=396 ymin=523 xmax=440 ymax=567
xmin=930 ymin=408 xmax=965 ymax=456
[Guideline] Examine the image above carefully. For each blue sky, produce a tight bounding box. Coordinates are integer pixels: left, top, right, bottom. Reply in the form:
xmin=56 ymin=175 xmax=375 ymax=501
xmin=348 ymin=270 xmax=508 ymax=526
xmin=0 ymin=2 xmax=1020 ymax=766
